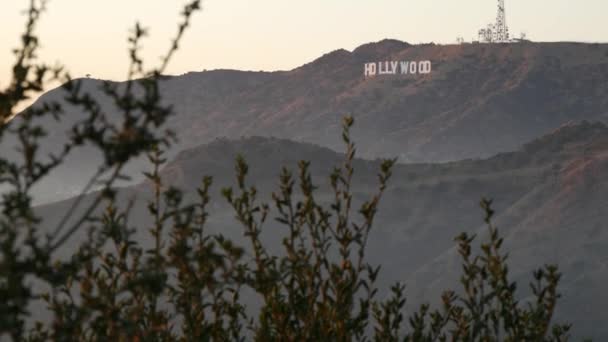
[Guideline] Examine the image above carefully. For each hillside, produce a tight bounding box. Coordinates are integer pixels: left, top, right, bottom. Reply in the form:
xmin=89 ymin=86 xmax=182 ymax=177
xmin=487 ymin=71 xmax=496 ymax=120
xmin=3 ymin=40 xmax=608 ymax=203
xmin=33 ymin=121 xmax=608 ymax=340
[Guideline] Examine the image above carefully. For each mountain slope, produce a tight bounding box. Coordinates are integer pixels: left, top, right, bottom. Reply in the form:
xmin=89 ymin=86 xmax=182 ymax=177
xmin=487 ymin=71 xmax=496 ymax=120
xmin=406 ymin=123 xmax=608 ymax=339
xmin=4 ymin=40 xmax=608 ymax=203
xmin=33 ymin=121 xmax=608 ymax=339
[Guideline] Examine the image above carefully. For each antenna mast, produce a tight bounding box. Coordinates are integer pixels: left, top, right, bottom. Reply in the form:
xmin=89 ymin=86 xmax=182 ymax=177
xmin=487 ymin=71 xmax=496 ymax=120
xmin=494 ymin=0 xmax=509 ymax=42
xmin=478 ymin=0 xmax=511 ymax=43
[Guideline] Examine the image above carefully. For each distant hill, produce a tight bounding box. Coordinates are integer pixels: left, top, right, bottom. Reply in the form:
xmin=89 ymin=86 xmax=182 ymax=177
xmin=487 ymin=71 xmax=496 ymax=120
xmin=34 ymin=121 xmax=608 ymax=340
xmin=3 ymin=39 xmax=608 ymax=202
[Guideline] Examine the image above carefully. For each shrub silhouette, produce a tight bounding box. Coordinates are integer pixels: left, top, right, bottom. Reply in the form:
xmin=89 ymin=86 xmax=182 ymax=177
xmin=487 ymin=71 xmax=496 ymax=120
xmin=0 ymin=1 xmax=571 ymax=340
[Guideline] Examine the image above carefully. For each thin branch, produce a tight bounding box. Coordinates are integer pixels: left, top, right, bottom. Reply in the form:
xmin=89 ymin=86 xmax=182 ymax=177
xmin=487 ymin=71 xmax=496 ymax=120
xmin=49 ymin=164 xmax=124 ymax=252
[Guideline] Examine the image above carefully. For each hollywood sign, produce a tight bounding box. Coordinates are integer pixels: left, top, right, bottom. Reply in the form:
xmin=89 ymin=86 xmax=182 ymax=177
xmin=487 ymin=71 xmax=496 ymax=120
xmin=364 ymin=60 xmax=432 ymax=77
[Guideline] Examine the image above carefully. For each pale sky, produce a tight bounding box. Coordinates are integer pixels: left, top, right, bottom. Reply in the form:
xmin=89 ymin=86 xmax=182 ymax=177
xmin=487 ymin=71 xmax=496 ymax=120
xmin=1 ymin=0 xmax=606 ymax=86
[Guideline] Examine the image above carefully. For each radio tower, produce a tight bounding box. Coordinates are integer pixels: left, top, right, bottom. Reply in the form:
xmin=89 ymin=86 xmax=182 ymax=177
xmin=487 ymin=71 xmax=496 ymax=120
xmin=494 ymin=0 xmax=509 ymax=42
xmin=478 ymin=0 xmax=511 ymax=43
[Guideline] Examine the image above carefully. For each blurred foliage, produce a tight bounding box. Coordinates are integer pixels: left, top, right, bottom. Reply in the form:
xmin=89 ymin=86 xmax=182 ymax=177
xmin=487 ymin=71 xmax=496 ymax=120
xmin=0 ymin=1 xmax=571 ymax=340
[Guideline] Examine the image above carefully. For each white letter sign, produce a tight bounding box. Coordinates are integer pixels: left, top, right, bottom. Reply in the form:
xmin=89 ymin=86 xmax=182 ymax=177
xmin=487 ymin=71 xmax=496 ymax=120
xmin=364 ymin=63 xmax=377 ymax=77
xmin=419 ymin=61 xmax=432 ymax=74
xmin=364 ymin=60 xmax=432 ymax=78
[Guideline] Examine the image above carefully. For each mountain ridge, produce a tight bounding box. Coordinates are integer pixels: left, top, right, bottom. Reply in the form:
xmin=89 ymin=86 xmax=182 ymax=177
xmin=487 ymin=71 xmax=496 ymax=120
xmin=3 ymin=39 xmax=608 ymax=203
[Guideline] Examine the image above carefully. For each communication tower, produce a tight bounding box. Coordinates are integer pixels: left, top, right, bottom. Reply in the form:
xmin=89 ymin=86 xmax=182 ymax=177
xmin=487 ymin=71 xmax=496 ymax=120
xmin=478 ymin=0 xmax=510 ymax=43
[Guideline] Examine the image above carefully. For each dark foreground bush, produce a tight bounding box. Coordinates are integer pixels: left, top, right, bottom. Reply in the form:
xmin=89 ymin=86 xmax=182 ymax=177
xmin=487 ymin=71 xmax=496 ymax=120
xmin=1 ymin=2 xmax=570 ymax=341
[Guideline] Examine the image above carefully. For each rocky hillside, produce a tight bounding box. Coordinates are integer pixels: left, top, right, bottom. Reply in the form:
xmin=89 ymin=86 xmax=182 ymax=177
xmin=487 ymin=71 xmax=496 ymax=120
xmin=3 ymin=39 xmax=608 ymax=203
xmin=34 ymin=121 xmax=608 ymax=339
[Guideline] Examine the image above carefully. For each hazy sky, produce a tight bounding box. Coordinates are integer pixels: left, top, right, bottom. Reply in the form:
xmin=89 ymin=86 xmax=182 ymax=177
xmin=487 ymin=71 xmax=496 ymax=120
xmin=1 ymin=0 xmax=606 ymax=86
